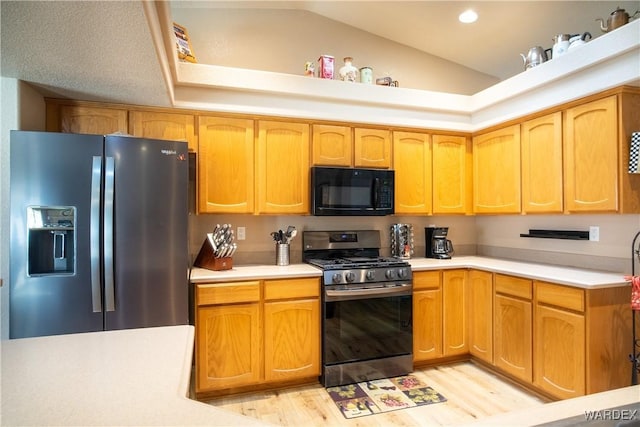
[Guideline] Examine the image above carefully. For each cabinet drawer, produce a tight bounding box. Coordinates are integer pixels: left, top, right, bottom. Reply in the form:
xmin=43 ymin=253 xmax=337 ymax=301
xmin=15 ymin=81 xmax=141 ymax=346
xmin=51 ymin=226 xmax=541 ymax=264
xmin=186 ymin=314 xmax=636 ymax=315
xmin=413 ymin=271 xmax=441 ymax=290
xmin=536 ymin=281 xmax=585 ymax=312
xmin=196 ymin=281 xmax=261 ymax=306
xmin=264 ymin=278 xmax=320 ymax=300
xmin=495 ymin=274 xmax=532 ymax=300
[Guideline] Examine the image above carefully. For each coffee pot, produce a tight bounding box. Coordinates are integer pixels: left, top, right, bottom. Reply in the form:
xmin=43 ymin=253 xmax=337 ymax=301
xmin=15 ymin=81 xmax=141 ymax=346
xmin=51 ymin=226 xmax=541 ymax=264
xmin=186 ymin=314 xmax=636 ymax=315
xmin=425 ymin=226 xmax=454 ymax=260
xmin=596 ymin=7 xmax=639 ymax=32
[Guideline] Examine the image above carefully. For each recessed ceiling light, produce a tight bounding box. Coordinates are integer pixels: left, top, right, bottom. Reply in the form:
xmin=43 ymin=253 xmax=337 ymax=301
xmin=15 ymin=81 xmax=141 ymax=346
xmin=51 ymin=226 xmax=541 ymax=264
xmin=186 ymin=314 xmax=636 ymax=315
xmin=459 ymin=9 xmax=478 ymax=24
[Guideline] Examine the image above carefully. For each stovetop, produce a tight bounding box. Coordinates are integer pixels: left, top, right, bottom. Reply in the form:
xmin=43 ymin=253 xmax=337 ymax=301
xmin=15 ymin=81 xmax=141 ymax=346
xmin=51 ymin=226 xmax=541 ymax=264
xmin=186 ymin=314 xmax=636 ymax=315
xmin=306 ymin=256 xmax=409 ymax=270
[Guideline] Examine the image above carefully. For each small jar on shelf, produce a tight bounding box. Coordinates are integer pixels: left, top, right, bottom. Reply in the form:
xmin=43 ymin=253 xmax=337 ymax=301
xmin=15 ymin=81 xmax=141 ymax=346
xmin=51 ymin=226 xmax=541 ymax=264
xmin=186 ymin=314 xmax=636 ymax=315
xmin=339 ymin=57 xmax=358 ymax=82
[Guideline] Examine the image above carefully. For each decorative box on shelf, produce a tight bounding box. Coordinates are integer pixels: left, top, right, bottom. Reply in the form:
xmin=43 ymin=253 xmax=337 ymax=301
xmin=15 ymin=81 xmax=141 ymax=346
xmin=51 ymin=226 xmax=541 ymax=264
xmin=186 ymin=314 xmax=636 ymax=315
xmin=194 ymin=238 xmax=233 ymax=271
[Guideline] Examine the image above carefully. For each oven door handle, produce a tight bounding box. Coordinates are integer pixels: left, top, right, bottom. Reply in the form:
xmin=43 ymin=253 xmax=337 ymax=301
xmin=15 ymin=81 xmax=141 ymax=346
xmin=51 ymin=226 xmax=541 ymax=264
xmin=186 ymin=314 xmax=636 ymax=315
xmin=325 ymin=283 xmax=412 ymax=301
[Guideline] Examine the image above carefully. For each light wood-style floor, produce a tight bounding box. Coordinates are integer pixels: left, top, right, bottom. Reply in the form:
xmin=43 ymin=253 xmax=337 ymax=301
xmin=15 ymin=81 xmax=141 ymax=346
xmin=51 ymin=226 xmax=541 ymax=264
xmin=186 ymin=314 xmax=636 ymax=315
xmin=203 ymin=362 xmax=548 ymax=426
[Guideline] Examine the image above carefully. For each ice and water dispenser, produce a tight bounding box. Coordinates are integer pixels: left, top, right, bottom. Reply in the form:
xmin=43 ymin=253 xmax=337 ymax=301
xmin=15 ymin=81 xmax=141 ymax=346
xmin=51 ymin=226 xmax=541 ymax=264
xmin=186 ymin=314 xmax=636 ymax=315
xmin=26 ymin=206 xmax=75 ymax=275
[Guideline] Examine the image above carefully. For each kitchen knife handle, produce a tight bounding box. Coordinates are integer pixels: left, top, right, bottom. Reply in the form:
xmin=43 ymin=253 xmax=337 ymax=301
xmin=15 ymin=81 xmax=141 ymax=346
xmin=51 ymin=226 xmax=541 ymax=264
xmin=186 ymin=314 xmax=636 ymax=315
xmin=104 ymin=157 xmax=115 ymax=312
xmin=90 ymin=156 xmax=103 ymax=313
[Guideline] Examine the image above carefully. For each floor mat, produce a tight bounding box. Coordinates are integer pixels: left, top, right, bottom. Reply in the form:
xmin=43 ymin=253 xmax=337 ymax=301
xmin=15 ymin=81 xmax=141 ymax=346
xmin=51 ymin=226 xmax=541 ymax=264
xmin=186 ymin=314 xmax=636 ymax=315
xmin=326 ymin=374 xmax=447 ymax=419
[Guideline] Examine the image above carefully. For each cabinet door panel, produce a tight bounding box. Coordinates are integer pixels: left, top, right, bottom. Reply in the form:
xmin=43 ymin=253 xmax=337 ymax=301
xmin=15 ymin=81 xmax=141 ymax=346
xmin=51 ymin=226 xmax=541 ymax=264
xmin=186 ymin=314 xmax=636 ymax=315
xmin=196 ymin=303 xmax=261 ymax=391
xmin=432 ymin=135 xmax=471 ymax=214
xmin=521 ymin=112 xmax=563 ymax=213
xmin=443 ymin=270 xmax=467 ymax=355
xmin=494 ymin=294 xmax=532 ymax=382
xmin=312 ymin=124 xmax=352 ymax=166
xmin=534 ymin=304 xmax=585 ymax=399
xmin=393 ymin=131 xmax=431 ymax=214
xmin=564 ymin=96 xmax=618 ymax=212
xmin=473 ymin=125 xmax=521 ymax=214
xmin=256 ymin=121 xmax=310 ymax=214
xmin=198 ymin=116 xmax=254 ymax=213
xmin=264 ymin=299 xmax=320 ymax=381
xmin=354 ymin=128 xmax=391 ymax=168
xmin=413 ymin=289 xmax=442 ymax=361
xmin=59 ymin=105 xmax=128 ymax=135
xmin=129 ymin=111 xmax=197 ymax=152
xmin=468 ymin=270 xmax=493 ymax=363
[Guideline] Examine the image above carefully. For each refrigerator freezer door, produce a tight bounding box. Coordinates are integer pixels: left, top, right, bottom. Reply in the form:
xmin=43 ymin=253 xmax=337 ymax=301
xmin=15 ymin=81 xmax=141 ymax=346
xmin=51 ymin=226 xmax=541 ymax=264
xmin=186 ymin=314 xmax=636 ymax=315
xmin=10 ymin=131 xmax=105 ymax=338
xmin=104 ymin=136 xmax=189 ymax=330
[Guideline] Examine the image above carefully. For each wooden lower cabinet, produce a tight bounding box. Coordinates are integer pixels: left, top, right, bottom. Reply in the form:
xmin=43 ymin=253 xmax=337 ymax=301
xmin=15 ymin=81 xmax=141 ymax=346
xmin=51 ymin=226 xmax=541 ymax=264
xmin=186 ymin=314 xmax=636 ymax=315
xmin=443 ymin=269 xmax=468 ymax=356
xmin=264 ymin=279 xmax=321 ymax=382
xmin=494 ymin=274 xmax=533 ymax=383
xmin=195 ymin=277 xmax=320 ymax=397
xmin=197 ymin=302 xmax=261 ymax=391
xmin=195 ymin=281 xmax=261 ymax=393
xmin=468 ymin=270 xmax=493 ymax=363
xmin=413 ymin=271 xmax=442 ymax=361
xmin=534 ymin=303 xmax=585 ymax=399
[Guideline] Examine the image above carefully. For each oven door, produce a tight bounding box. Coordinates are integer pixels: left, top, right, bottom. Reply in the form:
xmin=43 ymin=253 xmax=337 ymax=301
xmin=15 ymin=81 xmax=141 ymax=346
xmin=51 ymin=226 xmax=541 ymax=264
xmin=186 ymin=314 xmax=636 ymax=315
xmin=323 ymin=285 xmax=412 ymax=367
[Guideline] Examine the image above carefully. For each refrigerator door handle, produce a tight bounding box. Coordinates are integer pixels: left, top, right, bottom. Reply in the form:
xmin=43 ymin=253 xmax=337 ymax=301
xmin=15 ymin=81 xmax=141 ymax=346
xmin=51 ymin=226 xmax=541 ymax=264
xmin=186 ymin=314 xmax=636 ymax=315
xmin=104 ymin=157 xmax=116 ymax=312
xmin=90 ymin=156 xmax=103 ymax=313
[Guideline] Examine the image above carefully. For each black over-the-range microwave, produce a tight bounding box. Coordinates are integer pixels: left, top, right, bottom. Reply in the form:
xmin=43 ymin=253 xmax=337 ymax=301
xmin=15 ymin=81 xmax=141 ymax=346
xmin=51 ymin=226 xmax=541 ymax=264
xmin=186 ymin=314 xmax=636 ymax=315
xmin=310 ymin=166 xmax=394 ymax=216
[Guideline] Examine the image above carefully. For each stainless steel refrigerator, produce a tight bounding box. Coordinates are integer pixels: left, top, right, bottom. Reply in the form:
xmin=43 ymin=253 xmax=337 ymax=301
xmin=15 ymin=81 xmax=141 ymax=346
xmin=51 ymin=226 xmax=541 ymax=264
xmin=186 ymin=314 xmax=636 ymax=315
xmin=10 ymin=130 xmax=189 ymax=339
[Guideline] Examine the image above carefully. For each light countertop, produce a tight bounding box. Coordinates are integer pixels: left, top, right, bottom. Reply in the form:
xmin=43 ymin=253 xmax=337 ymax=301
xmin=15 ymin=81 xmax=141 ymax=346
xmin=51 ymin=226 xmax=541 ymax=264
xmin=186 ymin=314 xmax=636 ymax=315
xmin=0 ymin=325 xmax=266 ymax=426
xmin=191 ymin=256 xmax=627 ymax=289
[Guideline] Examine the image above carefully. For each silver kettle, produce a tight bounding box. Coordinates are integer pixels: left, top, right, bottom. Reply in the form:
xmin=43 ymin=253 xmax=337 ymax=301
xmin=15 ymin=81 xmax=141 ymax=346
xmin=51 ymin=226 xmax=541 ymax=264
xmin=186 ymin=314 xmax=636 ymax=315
xmin=520 ymin=46 xmax=551 ymax=70
xmin=596 ymin=7 xmax=639 ymax=32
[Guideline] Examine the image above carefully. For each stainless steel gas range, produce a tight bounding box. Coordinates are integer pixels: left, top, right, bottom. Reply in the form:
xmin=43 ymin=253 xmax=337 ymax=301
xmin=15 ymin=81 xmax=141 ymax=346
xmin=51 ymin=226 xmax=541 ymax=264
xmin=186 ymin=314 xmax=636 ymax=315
xmin=303 ymin=230 xmax=413 ymax=387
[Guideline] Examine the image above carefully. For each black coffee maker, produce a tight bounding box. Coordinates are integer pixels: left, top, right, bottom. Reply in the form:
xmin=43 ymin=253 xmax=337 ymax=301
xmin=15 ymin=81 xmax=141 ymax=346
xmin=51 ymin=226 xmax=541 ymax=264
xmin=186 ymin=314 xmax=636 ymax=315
xmin=425 ymin=226 xmax=454 ymax=259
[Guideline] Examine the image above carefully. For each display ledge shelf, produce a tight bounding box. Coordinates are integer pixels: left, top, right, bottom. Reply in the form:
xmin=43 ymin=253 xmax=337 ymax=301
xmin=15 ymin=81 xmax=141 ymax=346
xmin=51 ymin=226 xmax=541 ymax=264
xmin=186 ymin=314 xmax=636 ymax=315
xmin=149 ymin=2 xmax=640 ymax=131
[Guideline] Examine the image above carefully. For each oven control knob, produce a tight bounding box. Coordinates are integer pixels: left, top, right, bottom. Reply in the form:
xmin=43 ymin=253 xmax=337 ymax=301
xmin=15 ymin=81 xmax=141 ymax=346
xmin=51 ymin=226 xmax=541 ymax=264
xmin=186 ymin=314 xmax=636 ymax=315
xmin=366 ymin=270 xmax=376 ymax=281
xmin=385 ymin=269 xmax=396 ymax=279
xmin=397 ymin=268 xmax=408 ymax=279
xmin=345 ymin=272 xmax=356 ymax=282
xmin=332 ymin=273 xmax=342 ymax=284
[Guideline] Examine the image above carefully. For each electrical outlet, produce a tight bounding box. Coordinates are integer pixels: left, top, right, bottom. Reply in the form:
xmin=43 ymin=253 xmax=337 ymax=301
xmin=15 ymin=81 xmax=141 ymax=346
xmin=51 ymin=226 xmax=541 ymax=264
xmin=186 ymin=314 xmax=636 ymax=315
xmin=589 ymin=226 xmax=600 ymax=242
xmin=237 ymin=226 xmax=246 ymax=240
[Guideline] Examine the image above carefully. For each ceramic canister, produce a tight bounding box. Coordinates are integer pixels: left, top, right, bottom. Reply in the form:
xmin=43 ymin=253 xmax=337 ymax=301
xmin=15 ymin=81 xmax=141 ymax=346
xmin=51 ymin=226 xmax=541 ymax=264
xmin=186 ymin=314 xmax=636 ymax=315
xmin=360 ymin=67 xmax=373 ymax=84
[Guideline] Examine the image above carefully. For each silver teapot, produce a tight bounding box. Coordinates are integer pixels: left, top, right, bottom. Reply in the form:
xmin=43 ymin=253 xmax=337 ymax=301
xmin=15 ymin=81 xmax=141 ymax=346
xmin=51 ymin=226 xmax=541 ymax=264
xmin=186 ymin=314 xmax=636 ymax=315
xmin=520 ymin=46 xmax=551 ymax=70
xmin=596 ymin=7 xmax=639 ymax=32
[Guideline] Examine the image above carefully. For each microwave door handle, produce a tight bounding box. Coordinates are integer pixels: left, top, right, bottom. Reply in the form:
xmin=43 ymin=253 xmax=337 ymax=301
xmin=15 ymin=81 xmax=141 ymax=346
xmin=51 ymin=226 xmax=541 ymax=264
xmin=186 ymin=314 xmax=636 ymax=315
xmin=372 ymin=177 xmax=380 ymax=208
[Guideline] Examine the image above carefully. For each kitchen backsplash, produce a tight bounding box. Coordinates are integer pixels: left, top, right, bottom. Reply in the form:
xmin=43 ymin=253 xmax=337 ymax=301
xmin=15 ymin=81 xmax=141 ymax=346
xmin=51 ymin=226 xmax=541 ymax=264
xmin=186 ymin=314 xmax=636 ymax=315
xmin=189 ymin=214 xmax=477 ymax=266
xmin=189 ymin=213 xmax=639 ymax=273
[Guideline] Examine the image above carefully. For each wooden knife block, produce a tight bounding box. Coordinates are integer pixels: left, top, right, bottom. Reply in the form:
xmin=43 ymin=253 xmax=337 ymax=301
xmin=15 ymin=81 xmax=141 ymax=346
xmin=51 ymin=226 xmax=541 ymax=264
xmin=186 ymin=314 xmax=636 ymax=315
xmin=194 ymin=238 xmax=233 ymax=271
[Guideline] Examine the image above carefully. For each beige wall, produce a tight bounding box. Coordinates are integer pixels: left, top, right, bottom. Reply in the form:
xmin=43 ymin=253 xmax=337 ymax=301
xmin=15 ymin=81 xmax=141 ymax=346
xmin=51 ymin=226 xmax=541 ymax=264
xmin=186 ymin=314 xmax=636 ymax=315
xmin=476 ymin=214 xmax=640 ymax=273
xmin=171 ymin=7 xmax=498 ymax=95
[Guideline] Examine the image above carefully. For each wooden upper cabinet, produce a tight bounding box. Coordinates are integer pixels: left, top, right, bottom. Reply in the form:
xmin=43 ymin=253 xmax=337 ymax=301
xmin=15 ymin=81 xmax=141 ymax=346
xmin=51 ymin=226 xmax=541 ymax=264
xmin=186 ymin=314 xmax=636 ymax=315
xmin=432 ymin=135 xmax=472 ymax=214
xmin=311 ymin=124 xmax=352 ymax=166
xmin=54 ymin=105 xmax=128 ymax=135
xmin=563 ymin=95 xmax=618 ymax=212
xmin=256 ymin=121 xmax=310 ymax=214
xmin=473 ymin=124 xmax=521 ymax=214
xmin=129 ymin=111 xmax=197 ymax=152
xmin=198 ymin=116 xmax=254 ymax=213
xmin=354 ymin=128 xmax=392 ymax=168
xmin=521 ymin=112 xmax=563 ymax=213
xmin=393 ymin=131 xmax=432 ymax=214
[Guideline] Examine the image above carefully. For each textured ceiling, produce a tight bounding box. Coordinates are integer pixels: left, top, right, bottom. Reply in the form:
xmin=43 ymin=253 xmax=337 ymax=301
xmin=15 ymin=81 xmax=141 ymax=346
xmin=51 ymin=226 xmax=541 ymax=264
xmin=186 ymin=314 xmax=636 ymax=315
xmin=0 ymin=1 xmax=171 ymax=107
xmin=1 ymin=1 xmax=639 ymax=108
